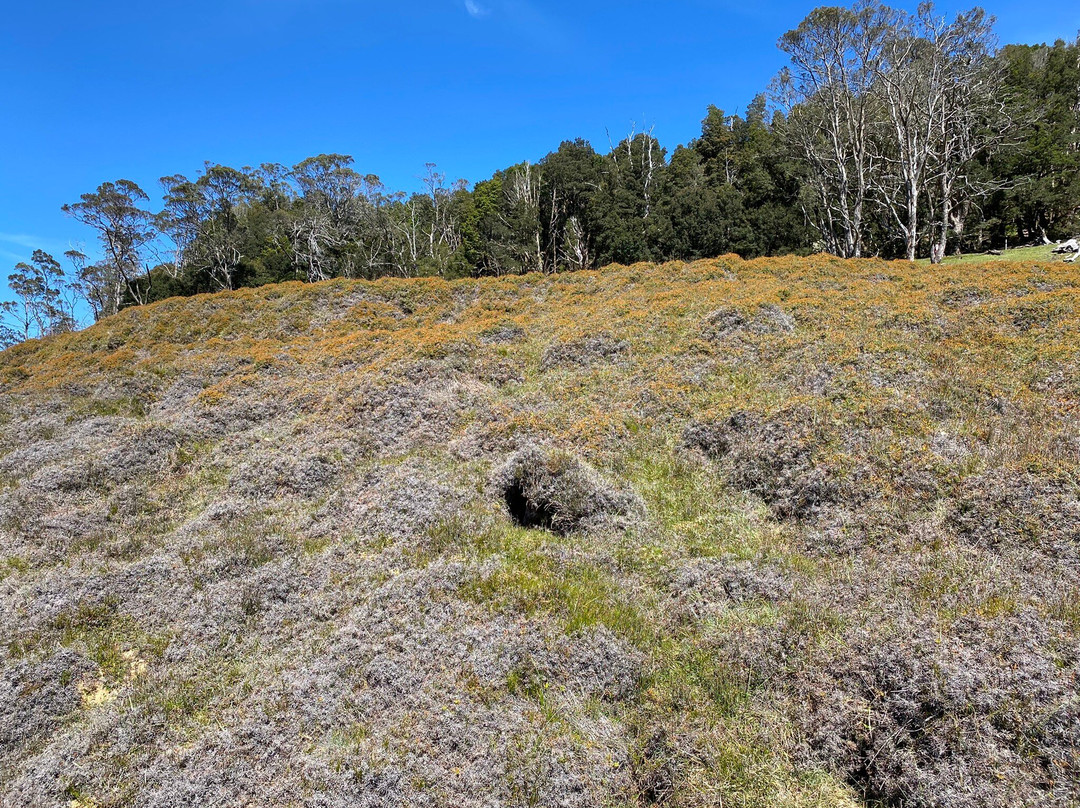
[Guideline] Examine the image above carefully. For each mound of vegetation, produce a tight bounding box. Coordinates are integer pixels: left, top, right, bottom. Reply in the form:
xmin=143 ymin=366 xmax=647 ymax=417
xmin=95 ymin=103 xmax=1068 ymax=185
xmin=1 ymin=254 xmax=1079 ymax=807
xmin=492 ymin=444 xmax=645 ymax=534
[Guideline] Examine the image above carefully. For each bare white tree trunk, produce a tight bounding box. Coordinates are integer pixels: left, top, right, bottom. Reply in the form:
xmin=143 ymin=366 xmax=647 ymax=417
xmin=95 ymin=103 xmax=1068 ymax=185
xmin=775 ymin=2 xmax=894 ymax=258
xmin=562 ymin=216 xmax=591 ymax=271
xmin=924 ymin=7 xmax=1004 ymax=264
xmin=504 ymin=162 xmax=544 ymax=274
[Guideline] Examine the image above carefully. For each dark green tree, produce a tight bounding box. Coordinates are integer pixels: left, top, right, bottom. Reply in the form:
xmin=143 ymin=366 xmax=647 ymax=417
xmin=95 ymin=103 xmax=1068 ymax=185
xmin=983 ymin=39 xmax=1080 ymax=245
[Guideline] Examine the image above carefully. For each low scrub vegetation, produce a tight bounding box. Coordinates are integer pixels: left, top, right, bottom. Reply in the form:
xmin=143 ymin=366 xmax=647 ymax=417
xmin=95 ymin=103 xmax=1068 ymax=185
xmin=1 ymin=254 xmax=1078 ymax=806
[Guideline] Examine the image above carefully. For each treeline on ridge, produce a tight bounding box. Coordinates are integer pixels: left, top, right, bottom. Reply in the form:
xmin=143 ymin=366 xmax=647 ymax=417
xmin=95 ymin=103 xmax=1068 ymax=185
xmin=3 ymin=1 xmax=1079 ymax=346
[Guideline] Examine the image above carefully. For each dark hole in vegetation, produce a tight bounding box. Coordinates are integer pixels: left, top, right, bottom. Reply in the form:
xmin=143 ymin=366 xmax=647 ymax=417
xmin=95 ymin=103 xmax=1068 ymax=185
xmin=503 ymin=479 xmax=557 ymax=531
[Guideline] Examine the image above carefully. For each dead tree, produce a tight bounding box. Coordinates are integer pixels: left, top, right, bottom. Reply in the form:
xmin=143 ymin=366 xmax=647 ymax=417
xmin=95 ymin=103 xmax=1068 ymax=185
xmin=774 ymin=1 xmax=894 ymax=258
xmin=924 ymin=6 xmax=1004 ymax=264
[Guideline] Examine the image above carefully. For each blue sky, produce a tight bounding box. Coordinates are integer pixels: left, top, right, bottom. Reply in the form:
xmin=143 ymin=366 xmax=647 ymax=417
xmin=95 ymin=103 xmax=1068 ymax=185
xmin=1 ymin=0 xmax=1077 ymax=271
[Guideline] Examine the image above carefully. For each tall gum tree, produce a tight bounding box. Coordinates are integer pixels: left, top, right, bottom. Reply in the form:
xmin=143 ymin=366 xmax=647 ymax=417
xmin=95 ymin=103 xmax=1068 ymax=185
xmin=776 ymin=1 xmax=1005 ymax=262
xmin=773 ymin=0 xmax=896 ymax=258
xmin=62 ymin=180 xmax=157 ymax=317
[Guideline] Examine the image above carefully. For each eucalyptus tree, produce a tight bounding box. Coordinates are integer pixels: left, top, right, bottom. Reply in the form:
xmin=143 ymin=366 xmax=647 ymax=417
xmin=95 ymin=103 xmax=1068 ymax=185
xmin=773 ymin=1 xmax=896 ymax=258
xmin=4 ymin=251 xmax=63 ymax=342
xmin=159 ymin=165 xmax=263 ymax=291
xmin=872 ymin=6 xmax=943 ymax=260
xmin=62 ymin=249 xmax=107 ymax=322
xmin=921 ymin=5 xmax=1003 ymax=262
xmin=196 ymin=164 xmax=262 ymax=289
xmin=417 ymin=163 xmax=467 ymax=277
xmin=868 ymin=3 xmax=1003 ymax=261
xmin=777 ymin=1 xmax=1005 ymax=261
xmin=0 ymin=250 xmax=84 ymax=346
xmin=290 ymin=154 xmax=365 ymax=281
xmin=62 ymin=180 xmax=158 ymax=316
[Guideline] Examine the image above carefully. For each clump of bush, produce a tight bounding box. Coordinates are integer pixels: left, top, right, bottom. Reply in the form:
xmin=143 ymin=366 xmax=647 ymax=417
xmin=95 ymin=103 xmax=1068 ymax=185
xmin=667 ymin=557 xmax=791 ymax=623
xmin=796 ymin=615 xmax=1080 ymax=807
xmin=540 ymin=334 xmax=630 ymax=371
xmin=700 ymin=304 xmax=795 ymax=343
xmin=683 ymin=409 xmax=846 ymax=521
xmin=948 ymin=468 xmax=1080 ymax=559
xmin=1 ymin=649 xmax=95 ymax=762
xmin=479 ymin=323 xmax=526 ymax=344
xmin=938 ymin=287 xmax=990 ymax=309
xmin=491 ymin=444 xmax=644 ymax=534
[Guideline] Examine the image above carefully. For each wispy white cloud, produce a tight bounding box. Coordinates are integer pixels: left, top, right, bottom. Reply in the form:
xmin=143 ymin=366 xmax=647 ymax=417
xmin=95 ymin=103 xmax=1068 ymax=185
xmin=0 ymin=233 xmax=47 ymax=250
xmin=0 ymin=233 xmax=84 ymax=264
xmin=464 ymin=0 xmax=488 ymax=18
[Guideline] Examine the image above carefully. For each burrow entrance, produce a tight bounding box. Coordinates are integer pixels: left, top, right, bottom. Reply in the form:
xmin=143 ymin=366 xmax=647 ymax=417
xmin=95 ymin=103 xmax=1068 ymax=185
xmin=503 ymin=479 xmax=558 ymax=532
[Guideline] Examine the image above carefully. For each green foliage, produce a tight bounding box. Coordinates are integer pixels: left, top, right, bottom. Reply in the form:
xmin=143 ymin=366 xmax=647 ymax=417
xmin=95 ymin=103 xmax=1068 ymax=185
xmin=3 ymin=10 xmax=1075 ymax=347
xmin=0 ymin=249 xmax=80 ymax=346
xmin=982 ymin=39 xmax=1080 ymax=245
xmin=61 ymin=180 xmax=158 ymax=316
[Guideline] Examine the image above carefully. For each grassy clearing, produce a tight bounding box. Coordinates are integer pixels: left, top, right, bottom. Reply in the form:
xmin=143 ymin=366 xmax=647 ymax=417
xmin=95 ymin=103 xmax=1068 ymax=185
xmin=918 ymin=242 xmax=1072 ymax=265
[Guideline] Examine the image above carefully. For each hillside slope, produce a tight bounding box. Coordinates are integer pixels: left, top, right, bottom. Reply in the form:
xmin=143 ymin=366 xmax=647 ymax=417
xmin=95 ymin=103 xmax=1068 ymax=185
xmin=1 ymin=256 xmax=1078 ymax=807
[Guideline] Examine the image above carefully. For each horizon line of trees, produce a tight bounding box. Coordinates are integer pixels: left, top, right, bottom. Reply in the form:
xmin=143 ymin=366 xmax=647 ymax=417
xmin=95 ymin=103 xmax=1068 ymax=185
xmin=4 ymin=0 xmax=1079 ymax=347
